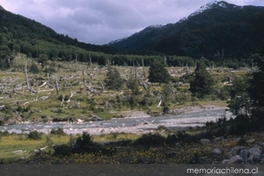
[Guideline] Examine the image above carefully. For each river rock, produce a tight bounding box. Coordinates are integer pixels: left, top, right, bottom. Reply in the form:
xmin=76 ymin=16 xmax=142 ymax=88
xmin=248 ymin=146 xmax=262 ymax=163
xmin=225 ymin=146 xmax=246 ymax=159
xmin=222 ymin=159 xmax=229 ymax=164
xmin=34 ymin=149 xmax=41 ymax=154
xmin=235 ymin=137 xmax=241 ymax=142
xmin=260 ymin=158 xmax=264 ymax=164
xmin=239 ymin=149 xmax=249 ymax=161
xmin=201 ymin=138 xmax=210 ymax=145
xmin=213 ymin=136 xmax=223 ymax=142
xmin=228 ymin=155 xmax=243 ymax=164
xmin=249 ymin=146 xmax=262 ymax=156
xmin=212 ymin=148 xmax=222 ymax=155
xmin=247 ymin=139 xmax=256 ymax=144
xmin=257 ymin=142 xmax=264 ymax=147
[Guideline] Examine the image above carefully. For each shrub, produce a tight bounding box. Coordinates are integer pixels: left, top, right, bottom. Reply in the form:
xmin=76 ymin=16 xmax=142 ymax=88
xmin=166 ymin=131 xmax=195 ymax=145
xmin=53 ymin=144 xmax=72 ymax=156
xmin=128 ymin=95 xmax=141 ymax=108
xmin=50 ymin=128 xmax=65 ymax=135
xmin=46 ymin=136 xmax=54 ymax=147
xmin=0 ymin=131 xmax=9 ymax=136
xmin=133 ymin=133 xmax=166 ymax=147
xmin=73 ymin=132 xmax=101 ymax=153
xmin=163 ymin=106 xmax=170 ymax=114
xmin=29 ymin=62 xmax=41 ymax=73
xmin=28 ymin=130 xmax=42 ymax=140
xmin=190 ymin=61 xmax=214 ymax=99
xmin=228 ymin=111 xmax=264 ymax=136
xmin=126 ymin=78 xmax=140 ymax=95
xmin=166 ymin=134 xmax=178 ymax=145
xmin=104 ymin=66 xmax=124 ymax=90
xmin=148 ymin=60 xmax=171 ymax=83
xmin=0 ymin=120 xmax=4 ymax=126
xmin=140 ymin=94 xmax=156 ymax=106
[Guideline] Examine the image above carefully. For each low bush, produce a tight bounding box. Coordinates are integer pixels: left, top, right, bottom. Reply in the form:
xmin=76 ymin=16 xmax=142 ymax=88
xmin=50 ymin=128 xmax=65 ymax=135
xmin=73 ymin=132 xmax=101 ymax=153
xmin=28 ymin=130 xmax=42 ymax=140
xmin=133 ymin=133 xmax=166 ymax=147
xmin=166 ymin=131 xmax=196 ymax=145
xmin=53 ymin=144 xmax=72 ymax=156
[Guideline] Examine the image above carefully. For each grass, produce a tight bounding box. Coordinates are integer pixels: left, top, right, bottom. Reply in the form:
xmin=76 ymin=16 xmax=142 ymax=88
xmin=0 ymin=134 xmax=71 ymax=161
xmin=198 ymin=100 xmax=227 ymax=107
xmin=0 ymin=132 xmax=140 ymax=161
xmin=93 ymin=133 xmax=139 ymax=143
xmin=96 ymin=112 xmax=114 ymax=120
xmin=2 ymin=125 xmax=264 ymax=164
xmin=9 ymin=131 xmax=264 ymax=164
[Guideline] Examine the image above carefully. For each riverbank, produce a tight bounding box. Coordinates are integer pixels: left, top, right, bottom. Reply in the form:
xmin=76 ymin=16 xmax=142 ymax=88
xmin=169 ymin=105 xmax=228 ymax=114
xmin=121 ymin=105 xmax=228 ymax=119
xmin=0 ymin=106 xmax=231 ymax=135
xmin=4 ymin=124 xmax=264 ymax=165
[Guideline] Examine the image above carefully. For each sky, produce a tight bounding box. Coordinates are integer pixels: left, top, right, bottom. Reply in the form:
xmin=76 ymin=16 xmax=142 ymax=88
xmin=1 ymin=0 xmax=264 ymax=45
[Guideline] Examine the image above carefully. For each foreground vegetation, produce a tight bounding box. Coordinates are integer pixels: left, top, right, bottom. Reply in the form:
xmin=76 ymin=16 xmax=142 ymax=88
xmin=1 ymin=120 xmax=264 ymax=164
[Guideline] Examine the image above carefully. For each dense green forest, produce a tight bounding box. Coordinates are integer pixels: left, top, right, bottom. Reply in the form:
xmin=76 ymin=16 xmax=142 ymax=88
xmin=110 ymin=1 xmax=264 ymax=60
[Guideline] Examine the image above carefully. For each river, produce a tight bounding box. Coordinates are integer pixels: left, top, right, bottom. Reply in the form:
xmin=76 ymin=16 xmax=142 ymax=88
xmin=0 ymin=109 xmax=233 ymax=135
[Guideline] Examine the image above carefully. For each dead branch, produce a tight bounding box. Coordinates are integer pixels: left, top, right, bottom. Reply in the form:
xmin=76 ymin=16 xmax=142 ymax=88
xmin=55 ymin=76 xmax=59 ymax=95
xmin=85 ymin=83 xmax=97 ymax=93
xmin=39 ymin=81 xmax=47 ymax=88
xmin=24 ymin=65 xmax=30 ymax=90
xmin=61 ymin=94 xmax=65 ymax=106
xmin=157 ymin=98 xmax=162 ymax=108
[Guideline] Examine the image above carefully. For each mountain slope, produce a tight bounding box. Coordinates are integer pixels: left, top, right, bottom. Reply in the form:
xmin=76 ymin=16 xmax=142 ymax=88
xmin=0 ymin=7 xmax=114 ymax=57
xmin=109 ymin=1 xmax=264 ymax=59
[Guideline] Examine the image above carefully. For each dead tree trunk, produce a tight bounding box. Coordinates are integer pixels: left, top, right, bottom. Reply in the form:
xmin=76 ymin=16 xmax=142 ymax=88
xmin=89 ymin=54 xmax=92 ymax=65
xmin=99 ymin=81 xmax=104 ymax=91
xmin=82 ymin=70 xmax=85 ymax=84
xmin=142 ymin=59 xmax=145 ymax=77
xmin=55 ymin=76 xmax=60 ymax=95
xmin=157 ymin=98 xmax=162 ymax=108
xmin=75 ymin=53 xmax=78 ymax=72
xmin=61 ymin=94 xmax=65 ymax=106
xmin=24 ymin=63 xmax=37 ymax=94
xmin=164 ymin=56 xmax=167 ymax=66
xmin=47 ymin=73 xmax=50 ymax=81
xmin=24 ymin=64 xmax=30 ymax=90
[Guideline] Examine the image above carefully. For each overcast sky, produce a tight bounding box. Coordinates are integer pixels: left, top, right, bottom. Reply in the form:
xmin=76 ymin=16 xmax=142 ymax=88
xmin=1 ymin=0 xmax=263 ymax=45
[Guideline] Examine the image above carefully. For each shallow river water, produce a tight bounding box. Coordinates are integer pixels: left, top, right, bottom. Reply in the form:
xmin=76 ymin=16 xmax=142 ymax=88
xmin=0 ymin=109 xmax=233 ymax=135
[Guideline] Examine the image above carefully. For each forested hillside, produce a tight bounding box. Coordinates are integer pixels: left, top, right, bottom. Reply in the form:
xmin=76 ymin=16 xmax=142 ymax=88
xmin=0 ymin=6 xmax=210 ymax=69
xmin=0 ymin=6 xmax=114 ymax=64
xmin=1 ymin=1 xmax=263 ymax=69
xmin=110 ymin=1 xmax=264 ymax=59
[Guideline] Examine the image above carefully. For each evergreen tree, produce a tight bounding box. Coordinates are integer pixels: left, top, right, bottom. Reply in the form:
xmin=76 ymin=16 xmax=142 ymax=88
xmin=127 ymin=77 xmax=140 ymax=95
xmin=148 ymin=60 xmax=171 ymax=83
xmin=248 ymin=55 xmax=264 ymax=109
xmin=229 ymin=55 xmax=264 ymax=134
xmin=0 ymin=45 xmax=13 ymax=70
xmin=228 ymin=76 xmax=251 ymax=115
xmin=190 ymin=61 xmax=214 ymax=99
xmin=104 ymin=66 xmax=124 ymax=90
xmin=29 ymin=62 xmax=41 ymax=73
